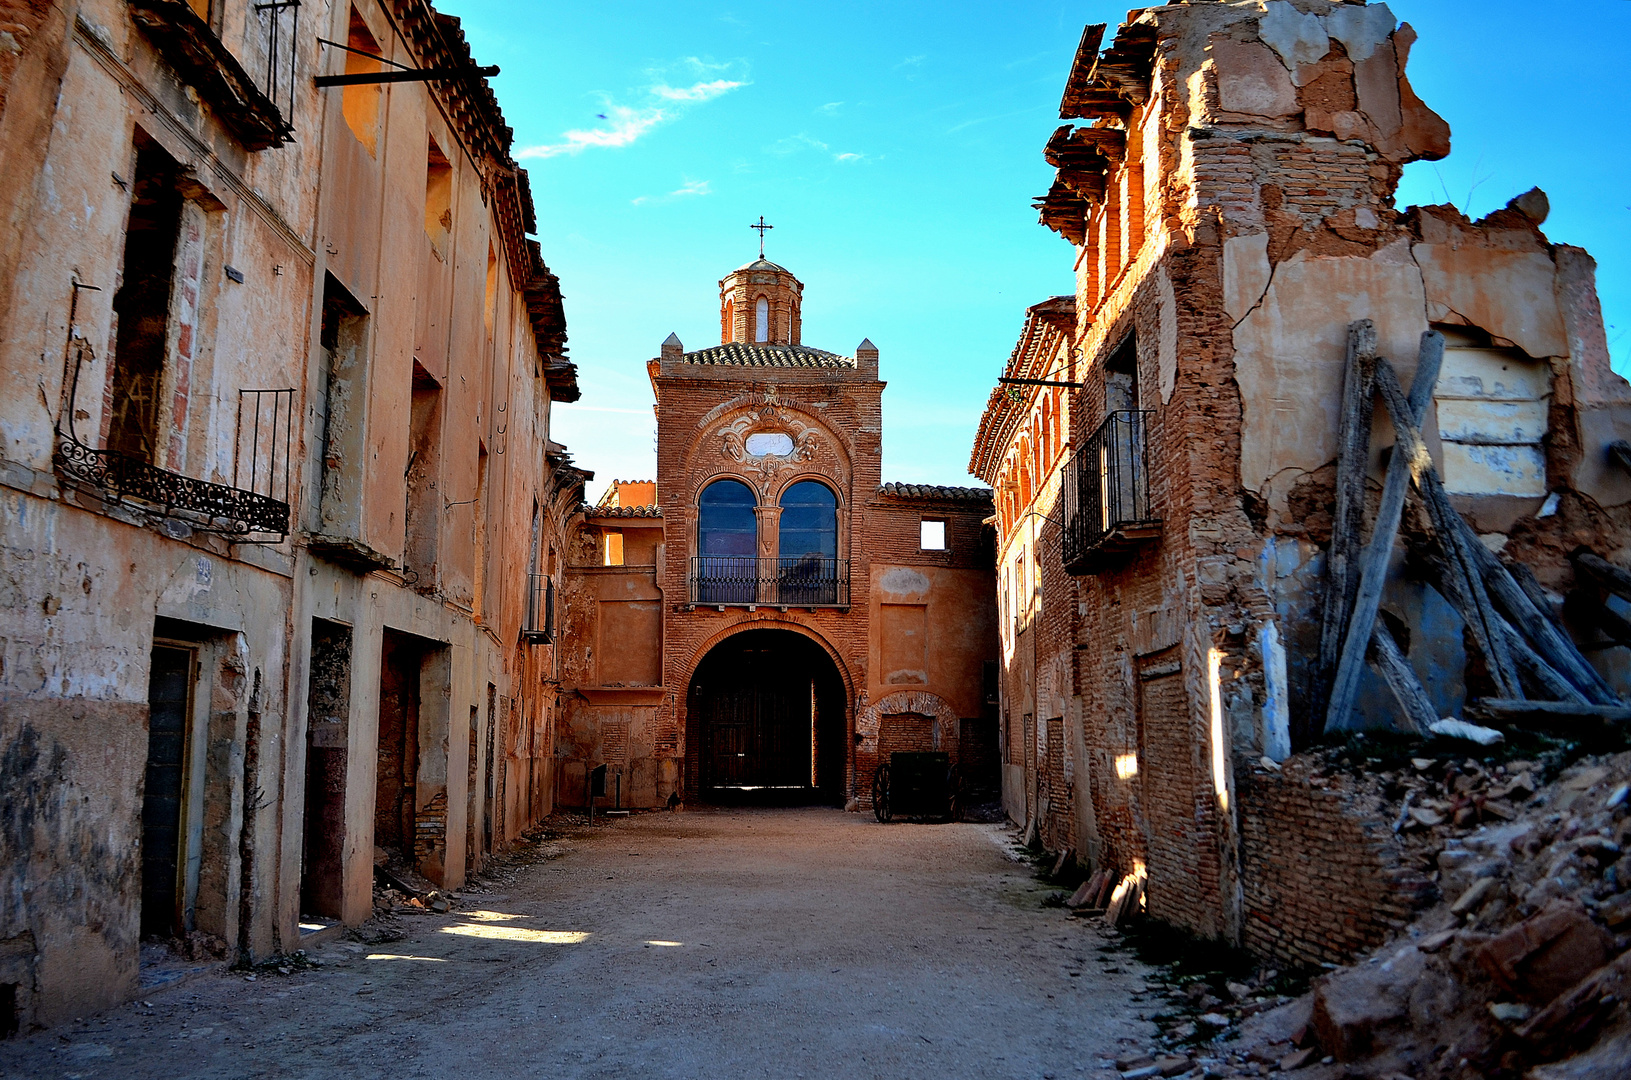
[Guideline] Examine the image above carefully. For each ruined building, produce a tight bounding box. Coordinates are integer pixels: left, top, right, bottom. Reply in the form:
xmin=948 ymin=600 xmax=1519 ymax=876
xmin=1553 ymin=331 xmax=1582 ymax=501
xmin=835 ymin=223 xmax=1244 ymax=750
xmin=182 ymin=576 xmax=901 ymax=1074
xmin=559 ymin=259 xmax=999 ymax=810
xmin=971 ymin=0 xmax=1631 ymax=962
xmin=0 ymin=0 xmax=579 ymax=1028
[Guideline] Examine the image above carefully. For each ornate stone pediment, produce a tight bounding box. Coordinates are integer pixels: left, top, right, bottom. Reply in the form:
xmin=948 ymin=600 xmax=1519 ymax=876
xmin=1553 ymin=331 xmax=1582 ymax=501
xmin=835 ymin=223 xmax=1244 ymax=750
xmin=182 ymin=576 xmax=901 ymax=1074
xmin=713 ymin=405 xmax=829 ymax=487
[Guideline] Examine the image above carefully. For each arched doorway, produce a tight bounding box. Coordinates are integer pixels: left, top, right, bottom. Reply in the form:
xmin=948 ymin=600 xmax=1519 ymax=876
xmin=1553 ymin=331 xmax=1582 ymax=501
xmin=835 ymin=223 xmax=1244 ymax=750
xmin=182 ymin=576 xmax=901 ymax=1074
xmin=687 ymin=629 xmax=847 ymax=805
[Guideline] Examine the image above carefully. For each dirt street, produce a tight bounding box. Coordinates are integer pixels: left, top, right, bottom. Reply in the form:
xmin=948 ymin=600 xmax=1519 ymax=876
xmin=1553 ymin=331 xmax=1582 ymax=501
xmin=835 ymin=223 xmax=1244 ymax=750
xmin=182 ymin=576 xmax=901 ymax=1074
xmin=0 ymin=809 xmax=1158 ymax=1080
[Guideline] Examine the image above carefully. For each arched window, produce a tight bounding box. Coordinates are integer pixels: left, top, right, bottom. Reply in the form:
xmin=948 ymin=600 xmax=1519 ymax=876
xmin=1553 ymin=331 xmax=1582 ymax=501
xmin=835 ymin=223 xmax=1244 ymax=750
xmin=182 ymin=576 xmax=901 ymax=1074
xmin=1041 ymin=402 xmax=1052 ymax=467
xmin=697 ymin=479 xmax=757 ymax=602
xmin=755 ymin=297 xmax=769 ymax=342
xmin=778 ymin=480 xmax=838 ymax=604
xmin=722 ymin=298 xmax=734 ymax=342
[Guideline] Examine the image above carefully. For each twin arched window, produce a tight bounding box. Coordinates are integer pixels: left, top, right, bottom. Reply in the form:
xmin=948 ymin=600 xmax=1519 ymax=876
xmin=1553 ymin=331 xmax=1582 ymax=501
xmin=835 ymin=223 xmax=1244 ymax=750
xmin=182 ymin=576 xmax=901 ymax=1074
xmin=698 ymin=478 xmax=837 ymax=558
xmin=697 ymin=478 xmax=838 ymax=603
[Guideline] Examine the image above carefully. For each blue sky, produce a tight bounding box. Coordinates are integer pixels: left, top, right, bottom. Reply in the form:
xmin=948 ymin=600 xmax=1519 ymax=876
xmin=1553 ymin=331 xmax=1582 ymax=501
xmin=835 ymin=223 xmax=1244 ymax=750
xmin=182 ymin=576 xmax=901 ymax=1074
xmin=437 ymin=1 xmax=1631 ymax=500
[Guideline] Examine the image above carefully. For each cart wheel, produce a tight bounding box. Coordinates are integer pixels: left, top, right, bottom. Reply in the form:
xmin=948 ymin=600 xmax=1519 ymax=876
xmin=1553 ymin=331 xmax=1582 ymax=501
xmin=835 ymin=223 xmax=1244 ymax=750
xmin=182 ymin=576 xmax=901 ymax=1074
xmin=945 ymin=763 xmax=963 ymax=823
xmin=872 ymin=762 xmax=892 ymax=823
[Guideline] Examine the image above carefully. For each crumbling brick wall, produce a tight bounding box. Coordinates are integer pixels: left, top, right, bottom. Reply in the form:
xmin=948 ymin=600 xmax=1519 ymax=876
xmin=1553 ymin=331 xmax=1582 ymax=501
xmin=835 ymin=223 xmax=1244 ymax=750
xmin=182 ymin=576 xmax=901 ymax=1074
xmin=1239 ymin=759 xmax=1435 ymax=966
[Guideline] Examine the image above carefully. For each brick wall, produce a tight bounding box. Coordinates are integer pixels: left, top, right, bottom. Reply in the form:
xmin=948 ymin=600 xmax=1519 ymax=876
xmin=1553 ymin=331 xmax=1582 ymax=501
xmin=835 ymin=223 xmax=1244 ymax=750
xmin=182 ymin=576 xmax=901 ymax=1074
xmin=1239 ymin=759 xmax=1436 ymax=966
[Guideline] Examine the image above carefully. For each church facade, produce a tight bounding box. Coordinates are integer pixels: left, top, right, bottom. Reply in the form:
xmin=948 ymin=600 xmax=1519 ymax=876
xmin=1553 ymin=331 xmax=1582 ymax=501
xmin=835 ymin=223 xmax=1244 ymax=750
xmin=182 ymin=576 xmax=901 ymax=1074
xmin=557 ymin=259 xmax=998 ymax=810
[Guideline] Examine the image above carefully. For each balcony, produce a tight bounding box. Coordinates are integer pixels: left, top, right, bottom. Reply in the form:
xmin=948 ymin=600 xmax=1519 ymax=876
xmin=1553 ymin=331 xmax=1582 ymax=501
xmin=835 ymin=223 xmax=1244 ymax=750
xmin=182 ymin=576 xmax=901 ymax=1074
xmin=55 ymin=437 xmax=291 ymax=538
xmin=689 ymin=556 xmax=850 ymax=608
xmin=54 ymin=387 xmax=294 ymax=540
xmin=523 ymin=572 xmax=554 ymax=644
xmin=127 ymin=0 xmax=298 ymax=151
xmin=1061 ymin=410 xmax=1159 ymax=574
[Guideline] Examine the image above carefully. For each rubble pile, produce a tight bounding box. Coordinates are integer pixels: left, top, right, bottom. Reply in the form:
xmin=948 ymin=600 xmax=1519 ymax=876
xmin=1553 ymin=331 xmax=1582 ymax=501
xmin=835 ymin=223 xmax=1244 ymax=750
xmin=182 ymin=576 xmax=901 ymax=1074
xmin=1231 ymin=748 xmax=1631 ymax=1079
xmin=1098 ymin=742 xmax=1631 ymax=1079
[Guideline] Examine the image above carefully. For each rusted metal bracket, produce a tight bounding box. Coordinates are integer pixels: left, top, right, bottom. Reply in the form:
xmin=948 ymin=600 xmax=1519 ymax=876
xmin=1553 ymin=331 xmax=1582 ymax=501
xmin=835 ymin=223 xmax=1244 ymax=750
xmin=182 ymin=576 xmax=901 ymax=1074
xmin=314 ymin=65 xmax=498 ymax=87
xmin=998 ymin=376 xmax=1083 ymax=388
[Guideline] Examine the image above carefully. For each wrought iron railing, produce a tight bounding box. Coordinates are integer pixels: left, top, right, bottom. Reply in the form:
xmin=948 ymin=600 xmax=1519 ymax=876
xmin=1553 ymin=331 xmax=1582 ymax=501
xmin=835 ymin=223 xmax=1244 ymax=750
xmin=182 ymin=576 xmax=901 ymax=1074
xmin=523 ymin=572 xmax=554 ymax=644
xmin=1061 ymin=410 xmax=1159 ymax=572
xmin=53 ymin=336 xmax=292 ymax=538
xmin=54 ymin=436 xmax=292 ymax=537
xmin=690 ymin=556 xmax=850 ymax=607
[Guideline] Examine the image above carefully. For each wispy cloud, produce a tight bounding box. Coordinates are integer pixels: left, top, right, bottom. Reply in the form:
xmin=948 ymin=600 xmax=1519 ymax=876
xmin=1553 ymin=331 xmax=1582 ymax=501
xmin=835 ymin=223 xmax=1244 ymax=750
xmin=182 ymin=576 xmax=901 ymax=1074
xmin=517 ymin=60 xmax=748 ymax=159
xmin=632 ymin=179 xmax=713 ymax=206
xmin=767 ymin=133 xmax=829 ymax=156
xmin=817 ymin=101 xmax=844 ymax=115
xmin=834 ymin=152 xmax=864 ymax=163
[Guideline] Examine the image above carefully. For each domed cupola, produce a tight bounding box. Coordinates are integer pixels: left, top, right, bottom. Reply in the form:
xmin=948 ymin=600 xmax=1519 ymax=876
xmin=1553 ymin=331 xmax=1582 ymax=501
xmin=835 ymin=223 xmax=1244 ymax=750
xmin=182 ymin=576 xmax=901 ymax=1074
xmin=719 ymin=257 xmax=803 ymax=345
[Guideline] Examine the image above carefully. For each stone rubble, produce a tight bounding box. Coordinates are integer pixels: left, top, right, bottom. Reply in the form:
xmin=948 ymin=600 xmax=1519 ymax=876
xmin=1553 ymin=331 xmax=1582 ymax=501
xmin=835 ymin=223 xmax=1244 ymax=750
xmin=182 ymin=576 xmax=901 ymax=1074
xmin=1101 ymin=746 xmax=1631 ymax=1079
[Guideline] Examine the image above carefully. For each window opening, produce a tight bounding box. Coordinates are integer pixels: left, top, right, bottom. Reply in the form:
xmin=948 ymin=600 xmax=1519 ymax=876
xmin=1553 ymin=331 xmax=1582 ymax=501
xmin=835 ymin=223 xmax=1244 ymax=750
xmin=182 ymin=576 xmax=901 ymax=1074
xmin=1105 ymin=332 xmax=1139 ymax=413
xmin=341 ymin=7 xmax=382 ymax=153
xmin=755 ymin=297 xmax=769 ymax=343
xmin=920 ymin=519 xmax=947 ymax=550
xmin=425 ymin=137 xmax=452 ymax=252
xmin=108 ymin=133 xmax=184 ymax=463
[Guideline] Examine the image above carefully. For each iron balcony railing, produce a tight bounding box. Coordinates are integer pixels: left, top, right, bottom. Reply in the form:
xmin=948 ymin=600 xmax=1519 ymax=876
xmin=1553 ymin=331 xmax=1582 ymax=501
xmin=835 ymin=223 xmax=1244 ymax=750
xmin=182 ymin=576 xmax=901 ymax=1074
xmin=54 ymin=436 xmax=292 ymax=537
xmin=523 ymin=572 xmax=554 ymax=644
xmin=1061 ymin=409 xmax=1160 ymax=573
xmin=690 ymin=556 xmax=850 ymax=607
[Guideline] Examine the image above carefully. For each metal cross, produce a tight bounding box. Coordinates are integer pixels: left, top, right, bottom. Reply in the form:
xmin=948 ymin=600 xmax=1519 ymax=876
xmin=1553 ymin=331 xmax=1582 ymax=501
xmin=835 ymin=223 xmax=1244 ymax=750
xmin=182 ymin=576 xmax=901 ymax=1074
xmin=750 ymin=216 xmax=773 ymax=258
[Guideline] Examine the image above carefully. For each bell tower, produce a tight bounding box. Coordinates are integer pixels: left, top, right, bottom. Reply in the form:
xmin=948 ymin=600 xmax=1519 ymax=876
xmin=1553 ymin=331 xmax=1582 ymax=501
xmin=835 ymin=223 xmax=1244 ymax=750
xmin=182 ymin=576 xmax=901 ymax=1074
xmin=719 ymin=258 xmax=803 ymax=345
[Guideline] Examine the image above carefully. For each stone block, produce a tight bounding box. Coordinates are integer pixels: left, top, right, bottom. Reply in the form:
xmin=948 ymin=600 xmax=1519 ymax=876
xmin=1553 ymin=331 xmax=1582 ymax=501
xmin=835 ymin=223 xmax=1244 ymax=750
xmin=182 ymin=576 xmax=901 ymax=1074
xmin=1476 ymin=898 xmax=1614 ymax=1003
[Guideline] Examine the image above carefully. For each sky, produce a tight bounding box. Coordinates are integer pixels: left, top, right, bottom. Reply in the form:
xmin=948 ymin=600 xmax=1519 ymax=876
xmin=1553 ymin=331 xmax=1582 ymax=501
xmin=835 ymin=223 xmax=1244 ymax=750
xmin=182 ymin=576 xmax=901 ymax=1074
xmin=436 ymin=1 xmax=1631 ymax=502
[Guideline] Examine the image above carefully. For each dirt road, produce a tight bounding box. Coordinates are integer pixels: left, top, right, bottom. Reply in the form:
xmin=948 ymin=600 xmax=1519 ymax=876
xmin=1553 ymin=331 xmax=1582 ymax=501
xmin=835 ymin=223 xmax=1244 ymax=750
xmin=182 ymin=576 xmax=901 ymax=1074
xmin=0 ymin=808 xmax=1157 ymax=1080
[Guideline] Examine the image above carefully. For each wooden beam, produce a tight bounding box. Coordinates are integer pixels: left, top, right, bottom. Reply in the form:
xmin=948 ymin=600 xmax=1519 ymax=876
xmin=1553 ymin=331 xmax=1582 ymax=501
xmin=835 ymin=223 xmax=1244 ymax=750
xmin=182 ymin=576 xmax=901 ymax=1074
xmin=1323 ymin=330 xmax=1442 ymax=734
xmin=1368 ymin=620 xmax=1436 ymax=734
xmin=1471 ymin=541 xmax=1621 ymax=704
xmin=1315 ymin=320 xmax=1378 ymax=732
xmin=1574 ymin=550 xmax=1631 ymax=604
xmin=1372 ymin=359 xmax=1522 ymax=698
xmin=1469 ymin=698 xmax=1631 ymax=724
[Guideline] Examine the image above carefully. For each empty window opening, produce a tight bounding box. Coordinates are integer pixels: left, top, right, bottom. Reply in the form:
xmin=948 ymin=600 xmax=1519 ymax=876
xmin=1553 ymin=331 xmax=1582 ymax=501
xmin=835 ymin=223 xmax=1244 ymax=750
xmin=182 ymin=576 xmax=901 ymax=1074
xmin=108 ymin=132 xmax=184 ymax=463
xmin=341 ymin=7 xmax=383 ymax=154
xmin=920 ymin=519 xmax=947 ymax=550
xmin=0 ymin=983 xmax=16 ymax=1039
xmin=603 ymin=530 xmax=625 ymax=566
xmin=424 ymin=137 xmax=452 ymax=252
xmin=722 ymin=297 xmax=734 ymax=342
xmin=473 ymin=441 xmax=489 ymax=620
xmin=315 ymin=273 xmax=368 ymax=524
xmin=142 ymin=644 xmax=195 ymax=938
xmin=1105 ymin=332 xmax=1139 ymax=413
xmin=483 ymin=242 xmax=498 ymax=332
xmin=755 ymin=297 xmax=769 ymax=342
xmin=300 ymin=619 xmax=351 ymax=920
xmin=404 ymin=362 xmax=443 ymax=587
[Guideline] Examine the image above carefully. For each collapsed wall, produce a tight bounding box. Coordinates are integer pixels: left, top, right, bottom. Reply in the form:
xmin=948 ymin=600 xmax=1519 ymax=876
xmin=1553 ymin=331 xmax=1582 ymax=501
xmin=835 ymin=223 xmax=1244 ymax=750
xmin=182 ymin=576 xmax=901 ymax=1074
xmin=1022 ymin=0 xmax=1631 ymax=959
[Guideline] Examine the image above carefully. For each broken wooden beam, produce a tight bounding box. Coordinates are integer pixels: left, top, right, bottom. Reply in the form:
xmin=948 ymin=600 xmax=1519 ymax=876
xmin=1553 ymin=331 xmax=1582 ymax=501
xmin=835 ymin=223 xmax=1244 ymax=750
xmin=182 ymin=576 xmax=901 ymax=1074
xmin=1323 ymin=330 xmax=1441 ymax=734
xmin=1573 ymin=550 xmax=1631 ymax=604
xmin=1372 ymin=358 xmax=1522 ymax=699
xmin=1316 ymin=320 xmax=1378 ymax=728
xmin=1468 ymin=698 xmax=1631 ymax=724
xmin=1467 ymin=538 xmax=1620 ymax=705
xmin=1367 ymin=620 xmax=1435 ymax=735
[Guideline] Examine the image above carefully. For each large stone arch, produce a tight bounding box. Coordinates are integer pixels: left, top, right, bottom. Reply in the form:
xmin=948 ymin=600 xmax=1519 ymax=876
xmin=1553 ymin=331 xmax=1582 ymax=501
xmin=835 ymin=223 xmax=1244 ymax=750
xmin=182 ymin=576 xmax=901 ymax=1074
xmin=681 ymin=617 xmax=855 ymax=703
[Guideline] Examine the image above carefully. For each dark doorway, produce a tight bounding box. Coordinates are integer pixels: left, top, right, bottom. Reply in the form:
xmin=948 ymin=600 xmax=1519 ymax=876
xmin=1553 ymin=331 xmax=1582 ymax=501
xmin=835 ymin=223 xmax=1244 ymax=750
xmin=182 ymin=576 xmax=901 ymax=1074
xmin=375 ymin=630 xmax=424 ymax=867
xmin=142 ymin=645 xmax=194 ymax=938
xmin=301 ymin=619 xmax=351 ymax=919
xmin=687 ymin=630 xmax=846 ymax=804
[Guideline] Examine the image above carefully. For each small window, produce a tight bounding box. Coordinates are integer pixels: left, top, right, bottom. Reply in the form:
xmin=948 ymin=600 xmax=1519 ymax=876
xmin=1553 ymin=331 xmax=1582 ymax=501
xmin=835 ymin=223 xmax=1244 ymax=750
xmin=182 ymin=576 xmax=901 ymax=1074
xmin=920 ymin=520 xmax=946 ymax=550
xmin=755 ymin=297 xmax=769 ymax=342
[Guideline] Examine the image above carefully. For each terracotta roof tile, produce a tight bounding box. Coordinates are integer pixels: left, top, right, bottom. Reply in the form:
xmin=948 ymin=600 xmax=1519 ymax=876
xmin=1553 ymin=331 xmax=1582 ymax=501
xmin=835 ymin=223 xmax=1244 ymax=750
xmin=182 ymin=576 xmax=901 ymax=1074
xmin=682 ymin=342 xmax=856 ymax=369
xmin=877 ymin=482 xmax=993 ymax=502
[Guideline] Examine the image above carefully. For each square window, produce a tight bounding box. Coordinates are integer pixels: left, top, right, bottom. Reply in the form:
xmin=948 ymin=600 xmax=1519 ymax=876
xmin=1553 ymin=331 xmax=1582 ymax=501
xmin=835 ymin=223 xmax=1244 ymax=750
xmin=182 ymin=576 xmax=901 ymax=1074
xmin=920 ymin=520 xmax=946 ymax=550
